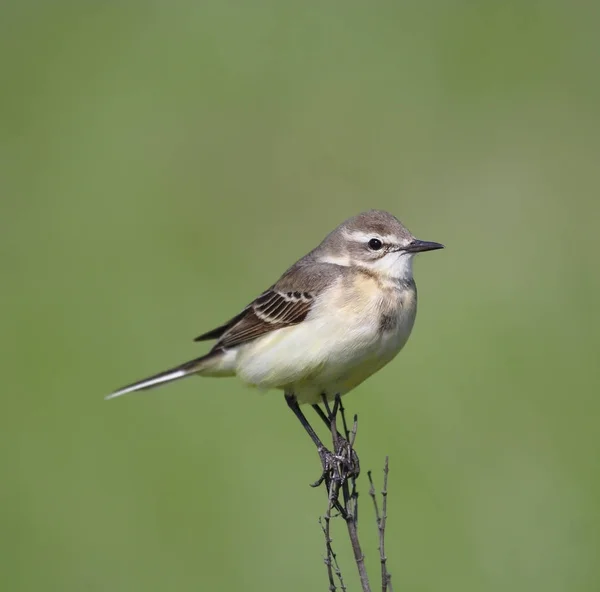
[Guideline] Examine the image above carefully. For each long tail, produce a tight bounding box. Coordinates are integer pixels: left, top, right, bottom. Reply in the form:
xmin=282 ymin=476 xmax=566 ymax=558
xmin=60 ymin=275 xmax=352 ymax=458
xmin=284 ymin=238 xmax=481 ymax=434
xmin=105 ymin=354 xmax=215 ymax=400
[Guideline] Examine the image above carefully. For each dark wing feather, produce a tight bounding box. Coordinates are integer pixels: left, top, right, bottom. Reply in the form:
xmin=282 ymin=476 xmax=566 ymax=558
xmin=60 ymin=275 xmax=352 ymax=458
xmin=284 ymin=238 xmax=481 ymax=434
xmin=193 ymin=260 xmax=341 ymax=349
xmin=212 ymin=290 xmax=314 ymax=349
xmin=193 ymin=310 xmax=247 ymax=342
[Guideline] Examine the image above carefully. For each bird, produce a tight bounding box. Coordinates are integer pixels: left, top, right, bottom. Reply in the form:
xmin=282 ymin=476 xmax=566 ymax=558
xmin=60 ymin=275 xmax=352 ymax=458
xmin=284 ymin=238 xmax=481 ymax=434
xmin=107 ymin=209 xmax=443 ymax=449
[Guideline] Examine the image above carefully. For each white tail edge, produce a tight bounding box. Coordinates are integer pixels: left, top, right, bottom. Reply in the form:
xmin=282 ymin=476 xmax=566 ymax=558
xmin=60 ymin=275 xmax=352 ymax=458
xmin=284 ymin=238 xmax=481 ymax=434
xmin=105 ymin=368 xmax=189 ymax=400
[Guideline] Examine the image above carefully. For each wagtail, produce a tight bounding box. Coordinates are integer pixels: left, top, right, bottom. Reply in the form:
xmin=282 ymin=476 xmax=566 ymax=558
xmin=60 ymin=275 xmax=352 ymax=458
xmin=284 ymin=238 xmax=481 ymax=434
xmin=107 ymin=210 xmax=443 ymax=449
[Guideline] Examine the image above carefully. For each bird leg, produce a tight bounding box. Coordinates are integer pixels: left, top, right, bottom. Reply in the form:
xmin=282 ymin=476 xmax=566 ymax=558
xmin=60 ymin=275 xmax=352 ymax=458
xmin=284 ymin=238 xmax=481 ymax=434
xmin=323 ymin=395 xmax=360 ymax=483
xmin=313 ymin=395 xmax=360 ymax=479
xmin=285 ymin=393 xmax=327 ymax=450
xmin=312 ymin=401 xmax=359 ymax=472
xmin=318 ymin=395 xmax=360 ymax=520
xmin=284 ymin=394 xmax=346 ymax=504
xmin=312 ymin=403 xmax=341 ymax=432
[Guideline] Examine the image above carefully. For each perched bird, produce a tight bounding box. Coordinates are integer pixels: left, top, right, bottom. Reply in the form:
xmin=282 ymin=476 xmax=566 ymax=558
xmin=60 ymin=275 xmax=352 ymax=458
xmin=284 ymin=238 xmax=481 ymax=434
xmin=107 ymin=210 xmax=443 ymax=447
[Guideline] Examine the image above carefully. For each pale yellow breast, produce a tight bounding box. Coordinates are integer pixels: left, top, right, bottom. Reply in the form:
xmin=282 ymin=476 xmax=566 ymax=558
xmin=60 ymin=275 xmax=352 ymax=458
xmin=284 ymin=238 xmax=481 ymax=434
xmin=328 ymin=277 xmax=417 ymax=389
xmin=234 ymin=273 xmax=417 ymax=401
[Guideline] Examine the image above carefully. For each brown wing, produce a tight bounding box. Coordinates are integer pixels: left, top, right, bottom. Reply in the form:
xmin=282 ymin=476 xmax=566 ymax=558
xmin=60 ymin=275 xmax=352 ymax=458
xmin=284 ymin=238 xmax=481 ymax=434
xmin=193 ymin=310 xmax=247 ymax=342
xmin=206 ymin=289 xmax=315 ymax=350
xmin=193 ymin=260 xmax=342 ymax=348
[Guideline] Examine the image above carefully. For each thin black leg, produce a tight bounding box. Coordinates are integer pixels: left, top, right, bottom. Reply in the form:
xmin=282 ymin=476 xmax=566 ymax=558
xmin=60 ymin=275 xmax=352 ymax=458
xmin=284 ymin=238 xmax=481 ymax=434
xmin=286 ymin=393 xmax=344 ymax=497
xmin=312 ymin=403 xmax=348 ymax=444
xmin=312 ymin=404 xmax=331 ymax=429
xmin=285 ymin=393 xmax=325 ymax=450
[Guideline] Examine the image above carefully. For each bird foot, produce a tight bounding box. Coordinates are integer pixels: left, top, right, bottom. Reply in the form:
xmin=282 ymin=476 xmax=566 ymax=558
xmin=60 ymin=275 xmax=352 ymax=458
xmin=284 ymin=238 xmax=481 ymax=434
xmin=310 ymin=438 xmax=360 ymax=490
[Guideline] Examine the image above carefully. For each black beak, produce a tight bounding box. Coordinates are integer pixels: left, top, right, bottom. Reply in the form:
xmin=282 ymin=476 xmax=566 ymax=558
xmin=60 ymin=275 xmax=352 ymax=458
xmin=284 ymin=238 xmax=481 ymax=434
xmin=403 ymin=239 xmax=444 ymax=253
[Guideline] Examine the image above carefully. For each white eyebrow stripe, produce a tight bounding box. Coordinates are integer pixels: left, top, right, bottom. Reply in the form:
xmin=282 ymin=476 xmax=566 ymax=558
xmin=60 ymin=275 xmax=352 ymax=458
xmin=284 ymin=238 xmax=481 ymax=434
xmin=343 ymin=230 xmax=398 ymax=244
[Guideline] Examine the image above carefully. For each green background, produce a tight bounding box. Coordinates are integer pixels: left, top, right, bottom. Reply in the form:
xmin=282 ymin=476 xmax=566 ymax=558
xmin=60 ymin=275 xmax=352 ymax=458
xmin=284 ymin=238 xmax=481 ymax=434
xmin=2 ymin=3 xmax=599 ymax=591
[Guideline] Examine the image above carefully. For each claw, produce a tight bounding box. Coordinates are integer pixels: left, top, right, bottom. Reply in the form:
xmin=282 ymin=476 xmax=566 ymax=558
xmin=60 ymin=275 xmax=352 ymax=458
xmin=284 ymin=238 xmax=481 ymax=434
xmin=310 ymin=472 xmax=327 ymax=488
xmin=311 ymin=447 xmax=334 ymax=487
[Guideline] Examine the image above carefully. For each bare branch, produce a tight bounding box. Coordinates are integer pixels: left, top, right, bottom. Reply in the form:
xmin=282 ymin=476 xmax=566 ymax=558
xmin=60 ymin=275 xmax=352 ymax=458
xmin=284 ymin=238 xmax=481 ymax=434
xmin=339 ymin=397 xmax=351 ymax=440
xmin=380 ymin=457 xmax=393 ymax=592
xmin=314 ymin=396 xmax=396 ymax=592
xmin=321 ymin=515 xmax=337 ymax=591
xmin=320 ymin=479 xmax=347 ymax=591
xmin=344 ymin=507 xmax=371 ymax=591
xmin=367 ymin=469 xmax=381 ymax=525
xmin=335 ymin=396 xmax=371 ymax=592
xmin=368 ymin=458 xmax=393 ymax=592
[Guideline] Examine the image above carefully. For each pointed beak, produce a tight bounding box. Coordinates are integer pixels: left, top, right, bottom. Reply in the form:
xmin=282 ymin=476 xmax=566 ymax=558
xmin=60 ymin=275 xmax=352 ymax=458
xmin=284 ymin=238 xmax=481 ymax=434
xmin=403 ymin=239 xmax=444 ymax=253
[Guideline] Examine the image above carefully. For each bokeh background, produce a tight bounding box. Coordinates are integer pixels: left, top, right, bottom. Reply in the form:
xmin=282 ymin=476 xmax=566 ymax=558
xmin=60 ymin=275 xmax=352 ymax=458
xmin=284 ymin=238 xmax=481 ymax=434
xmin=2 ymin=2 xmax=599 ymax=591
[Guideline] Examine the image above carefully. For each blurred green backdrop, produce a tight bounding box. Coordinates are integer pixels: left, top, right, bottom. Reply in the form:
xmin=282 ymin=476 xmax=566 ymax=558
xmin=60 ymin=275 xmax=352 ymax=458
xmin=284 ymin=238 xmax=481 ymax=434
xmin=2 ymin=2 xmax=599 ymax=591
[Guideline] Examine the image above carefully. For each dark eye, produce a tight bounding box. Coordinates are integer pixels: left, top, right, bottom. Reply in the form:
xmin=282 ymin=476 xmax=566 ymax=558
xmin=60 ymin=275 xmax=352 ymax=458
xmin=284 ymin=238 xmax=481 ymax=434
xmin=368 ymin=238 xmax=383 ymax=251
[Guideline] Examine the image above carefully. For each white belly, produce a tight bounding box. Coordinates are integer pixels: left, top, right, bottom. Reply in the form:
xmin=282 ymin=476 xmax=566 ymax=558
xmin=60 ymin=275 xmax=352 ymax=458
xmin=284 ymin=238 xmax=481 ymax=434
xmin=233 ymin=280 xmax=417 ymax=404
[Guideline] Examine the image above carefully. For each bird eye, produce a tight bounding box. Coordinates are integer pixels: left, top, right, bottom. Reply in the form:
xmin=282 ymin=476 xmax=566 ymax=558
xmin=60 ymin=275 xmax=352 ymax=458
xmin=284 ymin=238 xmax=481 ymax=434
xmin=368 ymin=238 xmax=383 ymax=251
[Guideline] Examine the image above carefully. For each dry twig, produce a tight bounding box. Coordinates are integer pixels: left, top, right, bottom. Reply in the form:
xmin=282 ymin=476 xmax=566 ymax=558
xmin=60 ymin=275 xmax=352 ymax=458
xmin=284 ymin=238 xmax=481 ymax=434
xmin=315 ymin=396 xmax=371 ymax=592
xmin=368 ymin=458 xmax=393 ymax=592
xmin=313 ymin=395 xmax=396 ymax=592
xmin=320 ymin=479 xmax=347 ymax=591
